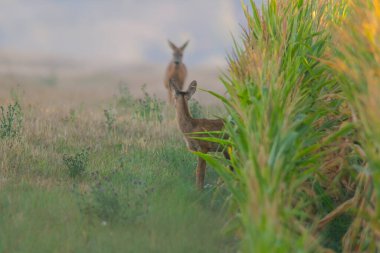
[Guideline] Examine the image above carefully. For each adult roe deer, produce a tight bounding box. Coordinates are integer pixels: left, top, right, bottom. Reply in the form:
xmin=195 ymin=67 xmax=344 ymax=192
xmin=169 ymin=79 xmax=229 ymax=190
xmin=164 ymin=40 xmax=189 ymax=104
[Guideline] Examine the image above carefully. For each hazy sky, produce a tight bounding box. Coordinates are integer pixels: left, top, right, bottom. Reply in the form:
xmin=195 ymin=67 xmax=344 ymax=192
xmin=0 ymin=0 xmax=261 ymax=68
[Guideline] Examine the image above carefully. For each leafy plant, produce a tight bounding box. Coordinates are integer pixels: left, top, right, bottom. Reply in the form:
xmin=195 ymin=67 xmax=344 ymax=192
xmin=199 ymin=1 xmax=354 ymax=252
xmin=104 ymin=108 xmax=116 ymax=132
xmin=76 ymin=168 xmax=149 ymax=224
xmin=0 ymin=101 xmax=23 ymax=139
xmin=189 ymin=99 xmax=204 ymax=118
xmin=328 ymin=0 xmax=380 ymax=251
xmin=134 ymin=84 xmax=164 ymax=122
xmin=85 ymin=177 xmax=121 ymax=223
xmin=63 ymin=148 xmax=89 ymax=178
xmin=69 ymin=109 xmax=77 ymax=122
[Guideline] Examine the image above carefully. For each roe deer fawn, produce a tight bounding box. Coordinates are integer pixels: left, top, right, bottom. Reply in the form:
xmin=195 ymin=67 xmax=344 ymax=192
xmin=170 ymin=79 xmax=228 ymax=190
xmin=164 ymin=40 xmax=189 ymax=104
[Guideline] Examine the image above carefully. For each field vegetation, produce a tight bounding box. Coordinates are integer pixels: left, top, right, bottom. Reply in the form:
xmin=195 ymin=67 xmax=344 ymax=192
xmin=0 ymin=84 xmax=233 ymax=252
xmin=1 ymin=0 xmax=380 ymax=252
xmin=201 ymin=0 xmax=380 ymax=252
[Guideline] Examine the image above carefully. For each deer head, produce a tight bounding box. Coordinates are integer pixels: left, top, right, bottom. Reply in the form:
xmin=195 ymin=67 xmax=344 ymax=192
xmin=168 ymin=40 xmax=189 ymax=65
xmin=169 ymin=79 xmax=197 ymax=102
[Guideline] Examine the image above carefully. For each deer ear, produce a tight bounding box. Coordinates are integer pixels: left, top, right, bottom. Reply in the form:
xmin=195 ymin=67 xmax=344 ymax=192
xmin=180 ymin=40 xmax=189 ymax=51
xmin=186 ymin=80 xmax=197 ymax=99
xmin=168 ymin=40 xmax=177 ymax=51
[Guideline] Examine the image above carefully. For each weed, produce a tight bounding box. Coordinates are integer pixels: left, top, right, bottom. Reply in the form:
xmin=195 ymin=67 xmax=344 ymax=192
xmin=68 ymin=109 xmax=77 ymax=123
xmin=104 ymin=108 xmax=116 ymax=132
xmin=77 ymin=168 xmax=149 ymax=224
xmin=134 ymin=84 xmax=164 ymax=122
xmin=0 ymin=101 xmax=23 ymax=139
xmin=84 ymin=178 xmax=121 ymax=223
xmin=63 ymin=148 xmax=89 ymax=178
xmin=117 ymin=81 xmax=134 ymax=109
xmin=189 ymin=99 xmax=204 ymax=118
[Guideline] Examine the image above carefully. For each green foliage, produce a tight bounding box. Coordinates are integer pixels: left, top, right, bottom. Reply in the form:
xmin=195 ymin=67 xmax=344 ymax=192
xmin=189 ymin=99 xmax=204 ymax=118
xmin=104 ymin=109 xmax=116 ymax=132
xmin=79 ymin=171 xmax=123 ymax=223
xmin=68 ymin=109 xmax=77 ymax=122
xmin=134 ymin=84 xmax=164 ymax=122
xmin=86 ymin=180 xmax=122 ymax=223
xmin=63 ymin=148 xmax=89 ymax=178
xmin=77 ymin=169 xmax=149 ymax=224
xmin=0 ymin=101 xmax=23 ymax=139
xmin=327 ymin=0 xmax=380 ymax=251
xmin=202 ymin=0 xmax=354 ymax=252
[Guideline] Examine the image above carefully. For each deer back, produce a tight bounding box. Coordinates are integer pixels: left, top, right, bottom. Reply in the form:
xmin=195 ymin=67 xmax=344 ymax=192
xmin=183 ymin=118 xmax=225 ymax=153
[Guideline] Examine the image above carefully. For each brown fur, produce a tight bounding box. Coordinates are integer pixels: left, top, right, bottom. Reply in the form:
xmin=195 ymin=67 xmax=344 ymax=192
xmin=164 ymin=40 xmax=189 ymax=104
xmin=170 ymin=79 xmax=227 ymax=189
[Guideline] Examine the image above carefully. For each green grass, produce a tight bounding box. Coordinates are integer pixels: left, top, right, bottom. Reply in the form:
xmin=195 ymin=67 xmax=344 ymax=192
xmin=0 ymin=92 xmax=234 ymax=253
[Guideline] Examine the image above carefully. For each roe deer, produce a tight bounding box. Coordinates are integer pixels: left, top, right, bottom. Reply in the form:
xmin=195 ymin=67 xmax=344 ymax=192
xmin=170 ymin=79 xmax=229 ymax=190
xmin=164 ymin=40 xmax=189 ymax=104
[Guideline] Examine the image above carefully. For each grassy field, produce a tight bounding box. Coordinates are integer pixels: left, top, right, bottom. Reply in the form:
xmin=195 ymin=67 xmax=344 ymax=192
xmin=2 ymin=0 xmax=380 ymax=252
xmin=0 ymin=84 xmax=234 ymax=253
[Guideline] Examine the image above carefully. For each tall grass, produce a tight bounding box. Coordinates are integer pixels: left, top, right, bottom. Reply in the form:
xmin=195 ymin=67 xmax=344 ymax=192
xmin=201 ymin=0 xmax=356 ymax=252
xmin=328 ymin=0 xmax=380 ymax=251
xmin=0 ymin=86 xmax=232 ymax=252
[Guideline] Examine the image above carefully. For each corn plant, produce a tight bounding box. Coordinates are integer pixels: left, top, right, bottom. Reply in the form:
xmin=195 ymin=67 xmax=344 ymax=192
xmin=328 ymin=0 xmax=380 ymax=251
xmin=199 ymin=0 xmax=354 ymax=252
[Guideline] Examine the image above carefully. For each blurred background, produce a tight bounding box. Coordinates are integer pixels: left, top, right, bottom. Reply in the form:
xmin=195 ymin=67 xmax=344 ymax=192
xmin=0 ymin=0 xmax=260 ymax=106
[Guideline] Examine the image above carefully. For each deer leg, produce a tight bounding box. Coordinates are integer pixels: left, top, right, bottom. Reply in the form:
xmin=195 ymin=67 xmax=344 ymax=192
xmin=196 ymin=156 xmax=206 ymax=190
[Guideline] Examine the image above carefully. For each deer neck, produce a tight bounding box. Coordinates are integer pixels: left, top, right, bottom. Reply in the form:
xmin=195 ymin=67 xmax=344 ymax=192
xmin=175 ymin=97 xmax=193 ymax=133
xmin=172 ymin=62 xmax=182 ymax=69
